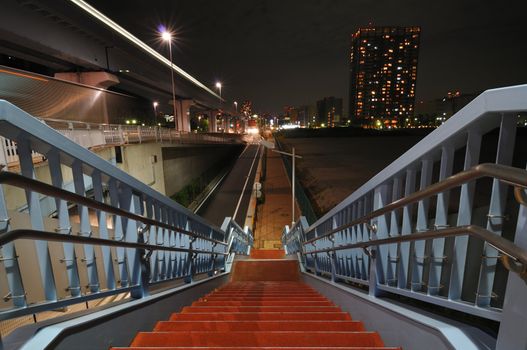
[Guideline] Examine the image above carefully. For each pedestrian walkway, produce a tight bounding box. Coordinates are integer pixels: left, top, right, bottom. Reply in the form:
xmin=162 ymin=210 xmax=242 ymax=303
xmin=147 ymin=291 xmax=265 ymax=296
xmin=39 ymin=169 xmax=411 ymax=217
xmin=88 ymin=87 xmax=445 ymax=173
xmin=254 ymin=141 xmax=300 ymax=249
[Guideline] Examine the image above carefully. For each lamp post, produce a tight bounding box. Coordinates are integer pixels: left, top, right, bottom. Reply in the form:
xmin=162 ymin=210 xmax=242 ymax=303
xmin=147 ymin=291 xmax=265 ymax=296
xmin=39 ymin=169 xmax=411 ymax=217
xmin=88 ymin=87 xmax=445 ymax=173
xmin=272 ymin=147 xmax=302 ymax=226
xmin=234 ymin=101 xmax=238 ymax=113
xmin=162 ymin=30 xmax=178 ymax=131
xmin=153 ymin=101 xmax=158 ymax=125
xmin=215 ymin=82 xmax=223 ymax=131
xmin=215 ymin=81 xmax=222 ymax=101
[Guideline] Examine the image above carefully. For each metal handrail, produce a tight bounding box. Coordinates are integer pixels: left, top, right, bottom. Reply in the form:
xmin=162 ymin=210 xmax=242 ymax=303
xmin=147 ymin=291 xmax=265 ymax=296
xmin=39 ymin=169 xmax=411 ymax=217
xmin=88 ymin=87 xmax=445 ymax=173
xmin=303 ymin=163 xmax=527 ymax=245
xmin=0 ymin=229 xmax=226 ymax=256
xmin=0 ymin=171 xmax=227 ymax=246
xmin=304 ymin=224 xmax=527 ymax=280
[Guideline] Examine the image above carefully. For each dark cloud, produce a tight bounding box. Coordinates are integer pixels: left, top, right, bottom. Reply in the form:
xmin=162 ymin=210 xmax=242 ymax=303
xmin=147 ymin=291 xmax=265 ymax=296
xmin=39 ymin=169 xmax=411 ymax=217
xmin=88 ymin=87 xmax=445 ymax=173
xmin=87 ymin=0 xmax=527 ymax=114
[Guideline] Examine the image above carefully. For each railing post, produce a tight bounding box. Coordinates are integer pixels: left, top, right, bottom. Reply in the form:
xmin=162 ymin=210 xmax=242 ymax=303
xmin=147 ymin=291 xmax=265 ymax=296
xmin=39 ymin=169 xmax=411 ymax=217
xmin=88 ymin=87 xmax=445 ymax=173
xmin=118 ymin=125 xmax=124 ymax=144
xmin=428 ymin=145 xmax=454 ymax=296
xmin=108 ymin=178 xmax=130 ymax=288
xmin=92 ymin=169 xmax=116 ymax=291
xmin=0 ymin=137 xmax=8 ymax=169
xmin=448 ymin=130 xmax=481 ymax=300
xmin=496 ymin=165 xmax=527 ymax=349
xmin=72 ymin=159 xmax=100 ymax=294
xmin=476 ymin=113 xmax=517 ymax=307
xmin=373 ymin=183 xmax=390 ymax=289
xmin=412 ymin=158 xmax=433 ymax=292
xmin=0 ymin=169 xmax=26 ymax=308
xmin=119 ymin=186 xmax=145 ymax=298
xmin=48 ymin=150 xmax=82 ymax=298
xmin=17 ymin=136 xmax=58 ymax=303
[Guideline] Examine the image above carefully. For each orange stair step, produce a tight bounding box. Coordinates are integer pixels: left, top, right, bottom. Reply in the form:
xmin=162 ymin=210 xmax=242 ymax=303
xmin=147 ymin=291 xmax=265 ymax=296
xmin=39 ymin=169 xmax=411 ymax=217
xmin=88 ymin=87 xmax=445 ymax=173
xmin=181 ymin=306 xmax=342 ymax=313
xmin=201 ymin=296 xmax=328 ymax=301
xmin=250 ymin=249 xmax=286 ymax=259
xmin=114 ymin=347 xmax=401 ymax=350
xmin=191 ymin=300 xmax=334 ymax=306
xmin=154 ymin=320 xmax=365 ymax=332
xmin=130 ymin=331 xmax=385 ymax=347
xmin=169 ymin=312 xmax=352 ymax=321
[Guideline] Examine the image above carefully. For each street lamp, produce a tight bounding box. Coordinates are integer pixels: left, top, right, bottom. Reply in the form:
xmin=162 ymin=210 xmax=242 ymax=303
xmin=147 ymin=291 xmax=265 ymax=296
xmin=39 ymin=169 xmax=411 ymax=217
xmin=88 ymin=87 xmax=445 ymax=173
xmin=153 ymin=101 xmax=158 ymax=125
xmin=161 ymin=30 xmax=178 ymax=131
xmin=234 ymin=101 xmax=238 ymax=113
xmin=215 ymin=82 xmax=223 ymax=131
xmin=215 ymin=81 xmax=222 ymax=100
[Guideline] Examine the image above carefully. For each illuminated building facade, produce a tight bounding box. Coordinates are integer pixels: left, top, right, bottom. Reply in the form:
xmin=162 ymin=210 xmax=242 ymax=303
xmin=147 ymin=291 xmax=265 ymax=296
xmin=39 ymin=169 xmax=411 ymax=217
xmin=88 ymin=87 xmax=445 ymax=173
xmin=349 ymin=26 xmax=420 ymax=128
xmin=316 ymin=96 xmax=342 ymax=128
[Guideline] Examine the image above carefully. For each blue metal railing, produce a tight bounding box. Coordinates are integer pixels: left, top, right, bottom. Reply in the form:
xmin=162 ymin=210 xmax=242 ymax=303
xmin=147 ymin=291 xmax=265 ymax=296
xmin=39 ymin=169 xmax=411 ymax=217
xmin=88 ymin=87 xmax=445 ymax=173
xmin=282 ymin=84 xmax=527 ymax=349
xmin=0 ymin=100 xmax=251 ymax=322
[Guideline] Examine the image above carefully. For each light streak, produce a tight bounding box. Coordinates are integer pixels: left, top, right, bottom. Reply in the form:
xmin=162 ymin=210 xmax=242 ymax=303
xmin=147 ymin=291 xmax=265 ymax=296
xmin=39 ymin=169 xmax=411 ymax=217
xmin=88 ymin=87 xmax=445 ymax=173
xmin=69 ymin=0 xmax=220 ymax=99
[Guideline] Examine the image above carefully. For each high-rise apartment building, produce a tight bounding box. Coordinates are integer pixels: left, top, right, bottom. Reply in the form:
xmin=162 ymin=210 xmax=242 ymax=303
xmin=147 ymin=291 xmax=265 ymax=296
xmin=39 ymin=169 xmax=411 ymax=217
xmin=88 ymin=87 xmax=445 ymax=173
xmin=349 ymin=26 xmax=420 ymax=128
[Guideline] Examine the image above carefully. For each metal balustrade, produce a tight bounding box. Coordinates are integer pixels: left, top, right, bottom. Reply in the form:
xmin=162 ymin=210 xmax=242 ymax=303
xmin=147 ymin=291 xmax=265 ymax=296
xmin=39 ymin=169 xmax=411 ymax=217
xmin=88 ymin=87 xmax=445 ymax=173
xmin=0 ymin=100 xmax=251 ymax=322
xmin=282 ymin=84 xmax=527 ymax=348
xmin=0 ymin=116 xmax=243 ymax=168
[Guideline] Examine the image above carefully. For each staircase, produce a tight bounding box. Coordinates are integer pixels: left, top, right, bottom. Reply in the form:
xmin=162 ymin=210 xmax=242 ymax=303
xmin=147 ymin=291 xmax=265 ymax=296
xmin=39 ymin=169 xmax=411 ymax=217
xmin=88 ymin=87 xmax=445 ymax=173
xmin=113 ymin=251 xmax=399 ymax=350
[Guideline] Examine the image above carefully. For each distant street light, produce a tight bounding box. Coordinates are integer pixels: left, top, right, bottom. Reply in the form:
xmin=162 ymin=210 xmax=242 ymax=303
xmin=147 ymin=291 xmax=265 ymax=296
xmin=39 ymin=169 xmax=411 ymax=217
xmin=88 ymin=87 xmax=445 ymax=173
xmin=153 ymin=101 xmax=158 ymax=125
xmin=215 ymin=81 xmax=222 ymax=100
xmin=215 ymin=82 xmax=223 ymax=131
xmin=161 ymin=30 xmax=178 ymax=131
xmin=234 ymin=101 xmax=238 ymax=113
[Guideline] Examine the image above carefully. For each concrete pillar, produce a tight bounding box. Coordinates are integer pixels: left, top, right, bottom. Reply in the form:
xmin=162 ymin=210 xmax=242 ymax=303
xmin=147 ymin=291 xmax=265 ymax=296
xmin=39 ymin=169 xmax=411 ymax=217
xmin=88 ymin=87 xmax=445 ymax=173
xmin=174 ymin=99 xmax=193 ymax=132
xmin=208 ymin=111 xmax=217 ymax=133
xmin=54 ymin=72 xmax=119 ymax=89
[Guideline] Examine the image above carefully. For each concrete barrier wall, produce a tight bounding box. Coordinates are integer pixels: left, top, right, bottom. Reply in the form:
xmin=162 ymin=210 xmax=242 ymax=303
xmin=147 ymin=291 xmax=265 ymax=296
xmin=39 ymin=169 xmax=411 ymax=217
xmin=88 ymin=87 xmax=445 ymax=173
xmin=162 ymin=144 xmax=243 ymax=197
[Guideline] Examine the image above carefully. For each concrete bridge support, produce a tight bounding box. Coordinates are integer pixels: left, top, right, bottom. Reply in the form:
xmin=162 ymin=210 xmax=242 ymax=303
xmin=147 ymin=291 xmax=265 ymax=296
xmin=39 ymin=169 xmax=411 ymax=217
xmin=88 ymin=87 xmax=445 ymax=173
xmin=174 ymin=99 xmax=193 ymax=132
xmin=207 ymin=110 xmax=217 ymax=133
xmin=54 ymin=72 xmax=119 ymax=89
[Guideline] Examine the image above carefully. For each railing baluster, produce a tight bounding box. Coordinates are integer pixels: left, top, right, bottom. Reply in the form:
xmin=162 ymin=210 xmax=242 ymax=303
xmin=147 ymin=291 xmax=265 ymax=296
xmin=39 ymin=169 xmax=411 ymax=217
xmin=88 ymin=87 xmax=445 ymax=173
xmin=108 ymin=178 xmax=129 ymax=287
xmin=496 ymin=163 xmax=527 ymax=350
xmin=388 ymin=176 xmax=402 ymax=286
xmin=399 ymin=167 xmax=416 ymax=289
xmin=48 ymin=150 xmax=82 ymax=297
xmin=17 ymin=136 xmax=58 ymax=302
xmin=373 ymin=183 xmax=391 ymax=290
xmin=92 ymin=169 xmax=116 ymax=291
xmin=448 ymin=130 xmax=481 ymax=300
xmin=428 ymin=146 xmax=454 ymax=295
xmin=0 ymin=174 xmax=25 ymax=308
xmin=476 ymin=114 xmax=517 ymax=307
xmin=412 ymin=158 xmax=433 ymax=292
xmin=72 ymin=160 xmax=100 ymax=294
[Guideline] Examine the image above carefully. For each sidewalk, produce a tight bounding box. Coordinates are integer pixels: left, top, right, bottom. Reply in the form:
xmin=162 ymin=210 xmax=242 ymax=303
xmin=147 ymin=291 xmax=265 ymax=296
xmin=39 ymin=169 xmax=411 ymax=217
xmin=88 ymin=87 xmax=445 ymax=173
xmin=254 ymin=143 xmax=300 ymax=249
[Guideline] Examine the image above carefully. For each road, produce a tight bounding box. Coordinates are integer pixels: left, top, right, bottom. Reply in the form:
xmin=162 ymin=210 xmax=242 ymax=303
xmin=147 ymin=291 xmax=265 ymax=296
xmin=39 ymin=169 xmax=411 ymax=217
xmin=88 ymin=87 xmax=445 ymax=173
xmin=196 ymin=144 xmax=262 ymax=227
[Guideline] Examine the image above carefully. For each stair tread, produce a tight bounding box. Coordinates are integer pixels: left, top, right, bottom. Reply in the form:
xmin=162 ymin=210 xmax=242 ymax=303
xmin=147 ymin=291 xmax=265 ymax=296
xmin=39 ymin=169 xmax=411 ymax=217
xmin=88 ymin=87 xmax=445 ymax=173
xmin=114 ymin=347 xmax=401 ymax=350
xmin=170 ymin=312 xmax=352 ymax=321
xmin=131 ymin=331 xmax=384 ymax=347
xmin=123 ymin=277 xmax=398 ymax=349
xmin=154 ymin=321 xmax=364 ymax=332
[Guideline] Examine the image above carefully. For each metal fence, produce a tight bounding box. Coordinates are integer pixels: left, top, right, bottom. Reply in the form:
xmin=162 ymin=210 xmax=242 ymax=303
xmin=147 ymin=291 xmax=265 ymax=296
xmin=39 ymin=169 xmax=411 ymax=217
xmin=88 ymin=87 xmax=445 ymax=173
xmin=0 ymin=117 xmax=243 ymax=168
xmin=0 ymin=100 xmax=252 ymax=322
xmin=282 ymin=84 xmax=527 ymax=349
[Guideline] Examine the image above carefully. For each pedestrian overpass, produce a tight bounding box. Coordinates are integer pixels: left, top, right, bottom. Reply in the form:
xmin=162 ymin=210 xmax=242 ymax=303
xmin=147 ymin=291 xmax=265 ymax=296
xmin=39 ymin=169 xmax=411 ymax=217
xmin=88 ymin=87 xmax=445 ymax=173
xmin=0 ymin=84 xmax=527 ymax=349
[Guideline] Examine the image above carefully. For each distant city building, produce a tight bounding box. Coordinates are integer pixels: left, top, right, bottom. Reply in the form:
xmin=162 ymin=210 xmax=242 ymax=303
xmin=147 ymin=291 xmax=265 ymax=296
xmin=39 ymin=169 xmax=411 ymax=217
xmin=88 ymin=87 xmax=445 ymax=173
xmin=414 ymin=90 xmax=480 ymax=127
xmin=241 ymin=101 xmax=252 ymax=118
xmin=316 ymin=97 xmax=343 ymax=128
xmin=349 ymin=26 xmax=420 ymax=128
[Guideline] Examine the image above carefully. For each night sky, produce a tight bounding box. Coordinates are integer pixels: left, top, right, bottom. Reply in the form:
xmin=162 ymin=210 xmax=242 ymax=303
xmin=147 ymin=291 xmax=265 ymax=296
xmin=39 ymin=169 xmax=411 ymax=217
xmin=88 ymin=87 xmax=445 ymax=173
xmin=87 ymin=0 xmax=527 ymax=115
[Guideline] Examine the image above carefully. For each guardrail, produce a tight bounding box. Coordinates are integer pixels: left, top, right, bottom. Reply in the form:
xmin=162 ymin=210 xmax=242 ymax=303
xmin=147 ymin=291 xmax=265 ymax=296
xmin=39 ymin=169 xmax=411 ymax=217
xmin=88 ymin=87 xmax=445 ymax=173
xmin=282 ymin=84 xmax=527 ymax=349
xmin=0 ymin=100 xmax=251 ymax=322
xmin=0 ymin=116 xmax=243 ymax=167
